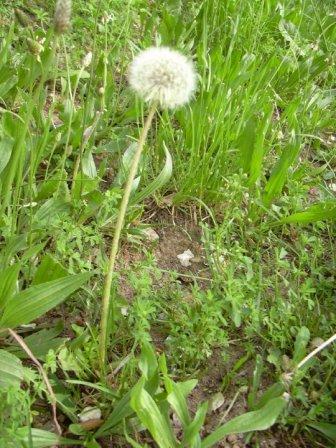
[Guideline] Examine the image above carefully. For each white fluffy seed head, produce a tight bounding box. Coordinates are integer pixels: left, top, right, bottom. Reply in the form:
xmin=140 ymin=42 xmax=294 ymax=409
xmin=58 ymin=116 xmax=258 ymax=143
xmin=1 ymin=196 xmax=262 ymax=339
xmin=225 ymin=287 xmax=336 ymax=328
xmin=128 ymin=47 xmax=197 ymax=109
xmin=54 ymin=0 xmax=72 ymax=34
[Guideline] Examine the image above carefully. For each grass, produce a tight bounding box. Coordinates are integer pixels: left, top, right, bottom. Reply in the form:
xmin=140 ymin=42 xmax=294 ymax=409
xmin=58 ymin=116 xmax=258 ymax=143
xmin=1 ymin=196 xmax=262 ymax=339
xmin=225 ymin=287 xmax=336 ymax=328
xmin=0 ymin=0 xmax=335 ymax=447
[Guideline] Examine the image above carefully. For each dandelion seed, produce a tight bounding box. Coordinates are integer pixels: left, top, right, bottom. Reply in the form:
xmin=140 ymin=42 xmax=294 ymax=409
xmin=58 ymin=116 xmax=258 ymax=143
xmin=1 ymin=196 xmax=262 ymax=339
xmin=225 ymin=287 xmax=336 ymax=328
xmin=54 ymin=0 xmax=72 ymax=34
xmin=129 ymin=47 xmax=197 ymax=109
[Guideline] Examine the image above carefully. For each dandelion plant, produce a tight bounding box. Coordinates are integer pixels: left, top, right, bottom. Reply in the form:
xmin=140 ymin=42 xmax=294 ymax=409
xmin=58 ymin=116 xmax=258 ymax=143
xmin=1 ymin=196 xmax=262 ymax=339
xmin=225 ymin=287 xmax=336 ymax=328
xmin=99 ymin=46 xmax=197 ymax=373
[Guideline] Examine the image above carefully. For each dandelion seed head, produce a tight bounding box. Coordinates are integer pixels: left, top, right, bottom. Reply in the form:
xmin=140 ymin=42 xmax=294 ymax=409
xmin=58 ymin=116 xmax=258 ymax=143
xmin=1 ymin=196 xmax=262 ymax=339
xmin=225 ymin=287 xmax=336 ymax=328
xmin=54 ymin=0 xmax=72 ymax=34
xmin=129 ymin=47 xmax=197 ymax=109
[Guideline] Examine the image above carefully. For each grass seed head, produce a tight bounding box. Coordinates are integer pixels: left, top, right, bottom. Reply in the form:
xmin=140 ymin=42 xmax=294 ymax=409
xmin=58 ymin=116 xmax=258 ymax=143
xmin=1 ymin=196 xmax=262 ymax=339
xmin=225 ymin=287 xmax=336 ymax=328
xmin=54 ymin=0 xmax=72 ymax=34
xmin=128 ymin=47 xmax=197 ymax=109
xmin=27 ymin=38 xmax=44 ymax=56
xmin=14 ymin=8 xmax=31 ymax=27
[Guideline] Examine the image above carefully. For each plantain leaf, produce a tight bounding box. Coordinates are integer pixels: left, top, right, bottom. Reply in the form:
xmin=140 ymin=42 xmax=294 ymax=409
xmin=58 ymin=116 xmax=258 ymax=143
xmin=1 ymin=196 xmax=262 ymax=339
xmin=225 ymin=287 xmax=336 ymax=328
xmin=201 ymin=396 xmax=287 ymax=448
xmin=254 ymin=383 xmax=285 ymax=410
xmin=95 ymin=389 xmax=134 ymax=437
xmin=32 ymin=254 xmax=68 ymax=286
xmin=7 ymin=324 xmax=65 ymax=361
xmin=33 ymin=198 xmax=71 ymax=229
xmin=130 ymin=378 xmax=178 ymax=448
xmin=0 ymin=263 xmax=20 ymax=309
xmin=247 ymin=354 xmax=263 ymax=409
xmin=0 ymin=273 xmax=91 ymax=329
xmin=16 ymin=427 xmax=78 ymax=447
xmin=293 ymin=326 xmax=310 ymax=364
xmin=0 ymin=349 xmax=24 ymax=388
xmin=184 ymin=401 xmax=208 ymax=447
xmin=0 ymin=136 xmax=14 ymax=174
xmin=167 ymin=381 xmax=191 ymax=428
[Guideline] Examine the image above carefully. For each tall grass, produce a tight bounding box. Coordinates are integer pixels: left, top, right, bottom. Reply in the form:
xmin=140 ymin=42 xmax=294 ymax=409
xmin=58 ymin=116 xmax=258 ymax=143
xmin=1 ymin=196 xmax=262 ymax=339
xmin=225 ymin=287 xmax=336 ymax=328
xmin=154 ymin=0 xmax=335 ymax=211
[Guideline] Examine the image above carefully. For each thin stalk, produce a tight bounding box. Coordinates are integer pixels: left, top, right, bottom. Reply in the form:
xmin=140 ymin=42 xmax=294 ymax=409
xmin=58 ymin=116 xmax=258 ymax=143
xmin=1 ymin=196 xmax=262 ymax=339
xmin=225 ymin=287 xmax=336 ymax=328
xmin=56 ymin=36 xmax=74 ymax=194
xmin=99 ymin=102 xmax=157 ymax=375
xmin=297 ymin=333 xmax=336 ymax=371
xmin=8 ymin=328 xmax=62 ymax=435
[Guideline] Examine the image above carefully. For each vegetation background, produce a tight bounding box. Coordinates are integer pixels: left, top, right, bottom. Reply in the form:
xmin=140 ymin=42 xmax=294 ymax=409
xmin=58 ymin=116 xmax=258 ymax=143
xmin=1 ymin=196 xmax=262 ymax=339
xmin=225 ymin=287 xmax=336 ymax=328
xmin=0 ymin=0 xmax=335 ymax=447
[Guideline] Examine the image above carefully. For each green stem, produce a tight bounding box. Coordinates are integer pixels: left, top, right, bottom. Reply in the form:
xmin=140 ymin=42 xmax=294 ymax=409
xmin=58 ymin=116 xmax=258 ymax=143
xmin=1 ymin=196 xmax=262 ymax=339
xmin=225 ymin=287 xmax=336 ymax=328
xmin=99 ymin=102 xmax=157 ymax=376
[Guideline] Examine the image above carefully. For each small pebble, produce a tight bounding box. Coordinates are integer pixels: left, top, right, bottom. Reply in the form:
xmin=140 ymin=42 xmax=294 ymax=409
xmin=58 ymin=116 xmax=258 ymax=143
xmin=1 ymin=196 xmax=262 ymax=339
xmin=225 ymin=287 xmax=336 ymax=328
xmin=227 ymin=434 xmax=238 ymax=443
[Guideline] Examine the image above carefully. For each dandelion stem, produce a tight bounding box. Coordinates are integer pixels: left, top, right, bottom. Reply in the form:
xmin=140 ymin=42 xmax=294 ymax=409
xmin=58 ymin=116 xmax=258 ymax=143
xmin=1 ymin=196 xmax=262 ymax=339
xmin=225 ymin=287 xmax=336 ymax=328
xmin=99 ymin=102 xmax=157 ymax=375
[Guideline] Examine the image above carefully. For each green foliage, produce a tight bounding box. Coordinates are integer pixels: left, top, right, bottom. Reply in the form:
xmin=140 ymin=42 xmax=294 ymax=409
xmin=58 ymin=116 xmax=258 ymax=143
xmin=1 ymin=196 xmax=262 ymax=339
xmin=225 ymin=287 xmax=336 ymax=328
xmin=0 ymin=0 xmax=334 ymax=446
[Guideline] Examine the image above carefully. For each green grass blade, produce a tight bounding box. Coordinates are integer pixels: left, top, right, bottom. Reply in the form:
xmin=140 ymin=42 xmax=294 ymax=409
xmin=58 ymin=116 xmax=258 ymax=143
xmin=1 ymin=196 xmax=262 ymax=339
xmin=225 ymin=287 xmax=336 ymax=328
xmin=270 ymin=201 xmax=336 ymax=225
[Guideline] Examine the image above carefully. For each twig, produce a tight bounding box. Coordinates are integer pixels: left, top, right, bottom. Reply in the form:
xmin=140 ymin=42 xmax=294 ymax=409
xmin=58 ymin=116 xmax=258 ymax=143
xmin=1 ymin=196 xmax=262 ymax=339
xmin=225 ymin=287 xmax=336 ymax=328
xmin=219 ymin=389 xmax=241 ymax=424
xmin=297 ymin=333 xmax=336 ymax=370
xmin=8 ymin=328 xmax=62 ymax=436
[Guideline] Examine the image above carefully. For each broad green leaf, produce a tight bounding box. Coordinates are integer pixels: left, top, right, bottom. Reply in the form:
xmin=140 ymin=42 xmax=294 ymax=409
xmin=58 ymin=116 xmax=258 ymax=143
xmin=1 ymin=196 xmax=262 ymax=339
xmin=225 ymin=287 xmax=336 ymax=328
xmin=254 ymin=383 xmax=285 ymax=410
xmin=201 ymin=396 xmax=287 ymax=448
xmin=0 ymin=263 xmax=20 ymax=308
xmin=0 ymin=349 xmax=24 ymax=388
xmin=293 ymin=326 xmax=310 ymax=364
xmin=8 ymin=324 xmax=65 ymax=361
xmin=32 ymin=254 xmax=68 ymax=286
xmin=82 ymin=149 xmax=97 ymax=178
xmin=95 ymin=389 xmax=134 ymax=436
xmin=271 ymin=201 xmax=336 ymax=225
xmin=16 ymin=427 xmax=78 ymax=447
xmin=36 ymin=169 xmax=68 ymax=201
xmin=0 ymin=273 xmax=91 ymax=329
xmin=308 ymin=422 xmax=336 ymax=442
xmin=21 ymin=242 xmax=46 ymax=262
xmin=33 ymin=198 xmax=71 ymax=228
xmin=132 ymin=143 xmax=173 ymax=203
xmin=130 ymin=378 xmax=178 ymax=448
xmin=138 ymin=341 xmax=158 ymax=380
xmin=184 ymin=401 xmax=208 ymax=447
xmin=0 ymin=136 xmax=14 ymax=174
xmin=0 ymin=75 xmax=18 ymax=98
xmin=167 ymin=382 xmax=191 ymax=428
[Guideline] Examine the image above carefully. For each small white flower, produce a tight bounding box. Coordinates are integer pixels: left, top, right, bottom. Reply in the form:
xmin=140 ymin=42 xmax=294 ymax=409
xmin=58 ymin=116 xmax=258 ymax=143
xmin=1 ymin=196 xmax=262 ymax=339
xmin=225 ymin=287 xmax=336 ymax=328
xmin=177 ymin=249 xmax=194 ymax=267
xmin=129 ymin=47 xmax=197 ymax=109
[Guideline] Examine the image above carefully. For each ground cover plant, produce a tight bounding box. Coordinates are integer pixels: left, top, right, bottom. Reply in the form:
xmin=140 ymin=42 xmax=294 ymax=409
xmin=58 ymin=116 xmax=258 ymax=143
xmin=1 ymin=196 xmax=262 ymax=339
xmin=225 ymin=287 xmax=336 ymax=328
xmin=0 ymin=0 xmax=335 ymax=447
